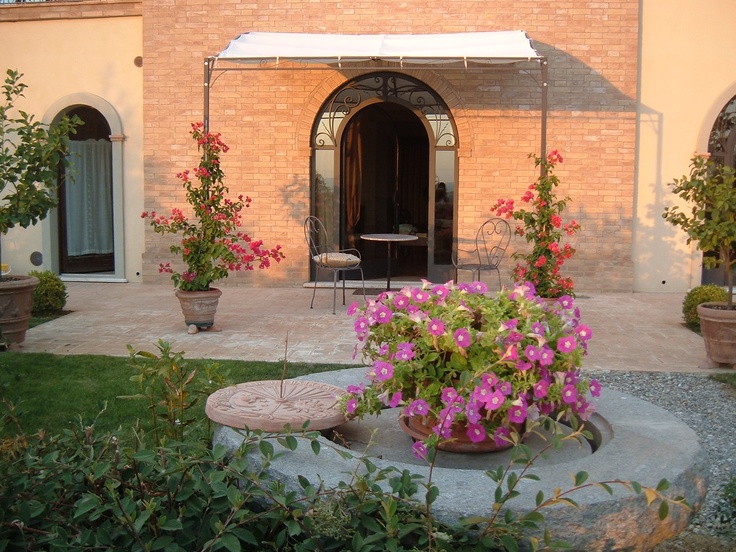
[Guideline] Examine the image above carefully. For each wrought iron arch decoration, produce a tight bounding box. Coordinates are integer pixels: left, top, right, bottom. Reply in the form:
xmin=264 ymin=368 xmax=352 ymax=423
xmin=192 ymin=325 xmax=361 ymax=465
xmin=312 ymin=72 xmax=456 ymax=150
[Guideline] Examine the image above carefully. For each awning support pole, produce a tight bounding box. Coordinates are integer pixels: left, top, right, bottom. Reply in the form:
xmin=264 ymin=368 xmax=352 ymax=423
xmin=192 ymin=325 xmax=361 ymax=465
xmin=540 ymin=57 xmax=548 ymax=171
xmin=204 ymin=58 xmax=214 ymax=133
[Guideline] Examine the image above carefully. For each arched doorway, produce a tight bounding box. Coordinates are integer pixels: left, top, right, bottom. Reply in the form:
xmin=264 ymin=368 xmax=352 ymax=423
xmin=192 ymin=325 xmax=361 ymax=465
xmin=702 ymin=95 xmax=736 ymax=285
xmin=311 ymin=72 xmax=457 ymax=284
xmin=58 ymin=106 xmax=114 ymax=274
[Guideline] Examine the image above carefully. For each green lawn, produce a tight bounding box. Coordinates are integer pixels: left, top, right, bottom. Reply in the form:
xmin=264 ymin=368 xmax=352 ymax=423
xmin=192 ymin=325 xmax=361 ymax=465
xmin=0 ymin=351 xmax=352 ymax=438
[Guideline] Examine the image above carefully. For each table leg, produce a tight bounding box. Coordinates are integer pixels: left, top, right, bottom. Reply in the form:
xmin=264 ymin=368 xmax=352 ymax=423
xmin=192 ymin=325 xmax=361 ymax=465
xmin=386 ymin=242 xmax=392 ymax=290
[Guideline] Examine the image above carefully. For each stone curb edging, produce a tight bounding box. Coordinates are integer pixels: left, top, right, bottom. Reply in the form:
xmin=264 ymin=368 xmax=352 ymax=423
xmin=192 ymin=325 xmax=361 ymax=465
xmin=213 ymin=369 xmax=709 ymax=552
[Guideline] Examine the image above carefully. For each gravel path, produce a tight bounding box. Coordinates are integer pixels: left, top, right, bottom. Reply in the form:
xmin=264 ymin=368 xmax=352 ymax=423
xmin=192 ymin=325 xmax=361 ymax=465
xmin=589 ymin=370 xmax=736 ymax=548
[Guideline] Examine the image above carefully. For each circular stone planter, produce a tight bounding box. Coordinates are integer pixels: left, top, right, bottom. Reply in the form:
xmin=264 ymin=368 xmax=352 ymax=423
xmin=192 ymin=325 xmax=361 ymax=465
xmin=212 ymin=368 xmax=708 ymax=552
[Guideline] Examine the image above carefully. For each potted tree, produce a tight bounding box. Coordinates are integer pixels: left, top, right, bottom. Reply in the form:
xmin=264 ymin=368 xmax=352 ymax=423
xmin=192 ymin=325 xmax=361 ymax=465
xmin=142 ymin=123 xmax=285 ymax=332
xmin=663 ymin=154 xmax=736 ymax=365
xmin=0 ymin=69 xmax=80 ymax=345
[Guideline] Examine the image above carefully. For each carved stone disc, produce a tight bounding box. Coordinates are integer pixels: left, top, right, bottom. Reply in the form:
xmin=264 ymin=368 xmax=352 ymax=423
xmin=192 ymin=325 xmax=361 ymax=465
xmin=205 ymin=379 xmax=347 ymax=432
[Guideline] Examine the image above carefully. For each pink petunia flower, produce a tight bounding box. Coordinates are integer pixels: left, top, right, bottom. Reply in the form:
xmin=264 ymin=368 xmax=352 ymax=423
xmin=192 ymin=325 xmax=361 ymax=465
xmin=508 ymin=401 xmax=528 ymax=424
xmin=557 ymin=335 xmax=577 ymax=353
xmin=466 ymin=423 xmax=486 ymax=443
xmin=372 ymin=360 xmax=394 ymax=382
xmin=561 ymin=384 xmax=579 ymax=404
xmin=427 ymin=318 xmax=445 ymax=336
xmin=454 ymin=328 xmax=472 ymax=348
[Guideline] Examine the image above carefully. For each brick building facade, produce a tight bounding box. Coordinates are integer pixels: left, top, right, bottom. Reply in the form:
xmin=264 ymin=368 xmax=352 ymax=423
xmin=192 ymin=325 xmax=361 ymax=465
xmin=8 ymin=2 xmax=732 ymax=293
xmin=140 ymin=1 xmax=639 ymax=292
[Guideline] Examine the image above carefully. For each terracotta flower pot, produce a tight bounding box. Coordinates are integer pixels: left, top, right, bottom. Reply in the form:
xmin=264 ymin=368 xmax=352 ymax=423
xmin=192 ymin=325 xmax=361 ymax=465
xmin=398 ymin=414 xmax=522 ymax=453
xmin=697 ymin=302 xmax=736 ymax=366
xmin=0 ymin=275 xmax=39 ymax=344
xmin=175 ymin=288 xmax=222 ymax=329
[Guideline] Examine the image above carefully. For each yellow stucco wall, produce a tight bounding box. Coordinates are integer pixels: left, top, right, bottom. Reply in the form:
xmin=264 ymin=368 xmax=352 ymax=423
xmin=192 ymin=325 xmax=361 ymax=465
xmin=0 ymin=10 xmax=143 ymax=282
xmin=636 ymin=0 xmax=736 ymax=292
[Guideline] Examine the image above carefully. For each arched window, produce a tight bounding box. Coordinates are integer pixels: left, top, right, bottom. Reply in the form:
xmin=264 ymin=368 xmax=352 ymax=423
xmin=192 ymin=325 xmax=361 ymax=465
xmin=59 ymin=106 xmax=114 ymax=274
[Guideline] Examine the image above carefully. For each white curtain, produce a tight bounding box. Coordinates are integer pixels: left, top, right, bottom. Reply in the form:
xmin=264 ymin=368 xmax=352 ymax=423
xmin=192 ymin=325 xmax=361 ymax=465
xmin=65 ymin=139 xmax=114 ymax=256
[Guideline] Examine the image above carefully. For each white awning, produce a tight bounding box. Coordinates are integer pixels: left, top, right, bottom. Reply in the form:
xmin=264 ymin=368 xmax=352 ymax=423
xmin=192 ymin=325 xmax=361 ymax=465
xmin=215 ymin=30 xmax=542 ymax=65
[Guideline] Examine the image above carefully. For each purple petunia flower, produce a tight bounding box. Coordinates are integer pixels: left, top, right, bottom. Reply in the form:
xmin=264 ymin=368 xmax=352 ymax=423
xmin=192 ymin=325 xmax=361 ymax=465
xmin=469 ymin=281 xmax=488 ymax=294
xmin=503 ymin=318 xmax=519 ymax=330
xmin=412 ymin=441 xmax=428 ymax=460
xmin=372 ymin=304 xmax=393 ymax=324
xmin=346 ymin=383 xmax=365 ymax=395
xmin=561 ymin=383 xmax=579 ymax=404
xmin=347 ymin=301 xmax=360 ymax=316
xmin=538 ymin=345 xmax=555 ymax=366
xmin=354 ymin=316 xmax=369 ymax=335
xmin=493 ymin=426 xmax=512 ymax=448
xmin=441 ymin=387 xmax=460 ymax=405
xmin=404 ymin=398 xmax=430 ymax=417
xmin=465 ymin=400 xmax=482 ymax=424
xmin=454 ymin=327 xmax=472 ymax=348
xmin=431 ymin=284 xmax=451 ymax=300
xmin=389 ymin=391 xmax=403 ymax=408
xmin=589 ymin=379 xmax=602 ymax=397
xmin=498 ymin=381 xmax=513 ymax=396
xmin=484 ymin=389 xmax=506 ymax=411
xmin=428 ymin=318 xmax=445 ymax=336
xmin=372 ymin=360 xmax=394 ymax=382
xmin=507 ymin=331 xmax=524 ymax=344
xmin=392 ymin=294 xmax=410 ymax=310
xmin=345 ymin=398 xmax=358 ymax=414
xmin=411 ymin=289 xmax=431 ymax=303
xmin=525 ymin=344 xmax=541 ymax=362
xmin=502 ymin=344 xmax=519 ymax=361
xmin=508 ymin=401 xmax=528 ymax=424
xmin=557 ymin=335 xmax=577 ymax=353
xmin=575 ymin=324 xmax=592 ymax=341
xmin=530 ymin=321 xmax=546 ymax=336
xmin=394 ymin=342 xmax=415 ymax=361
xmin=466 ymin=423 xmax=486 ymax=443
xmin=557 ymin=295 xmax=574 ymax=309
xmin=516 ymin=360 xmax=533 ymax=372
xmin=533 ymin=379 xmax=549 ymax=398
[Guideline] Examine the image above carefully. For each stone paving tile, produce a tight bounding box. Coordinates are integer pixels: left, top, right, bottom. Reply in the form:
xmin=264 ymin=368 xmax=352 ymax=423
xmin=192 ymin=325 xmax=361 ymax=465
xmin=16 ymin=282 xmax=735 ymax=375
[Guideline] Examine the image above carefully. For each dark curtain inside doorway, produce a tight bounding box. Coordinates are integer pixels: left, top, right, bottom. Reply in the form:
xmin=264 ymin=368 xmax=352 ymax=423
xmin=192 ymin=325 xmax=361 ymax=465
xmin=341 ymin=103 xmax=428 ymax=280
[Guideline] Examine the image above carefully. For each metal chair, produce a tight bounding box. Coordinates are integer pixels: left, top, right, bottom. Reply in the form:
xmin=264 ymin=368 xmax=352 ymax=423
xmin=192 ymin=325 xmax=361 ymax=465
xmin=304 ymin=216 xmax=366 ymax=314
xmin=452 ymin=218 xmax=511 ymax=290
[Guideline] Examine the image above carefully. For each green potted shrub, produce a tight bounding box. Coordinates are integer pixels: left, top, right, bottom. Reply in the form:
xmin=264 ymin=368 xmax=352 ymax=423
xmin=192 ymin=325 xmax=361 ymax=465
xmin=682 ymin=284 xmax=728 ymax=329
xmin=0 ymin=69 xmax=80 ymax=345
xmin=663 ymin=155 xmax=736 ymax=365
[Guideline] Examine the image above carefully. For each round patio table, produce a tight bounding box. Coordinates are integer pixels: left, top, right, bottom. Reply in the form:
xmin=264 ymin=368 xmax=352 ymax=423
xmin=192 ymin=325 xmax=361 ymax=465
xmin=360 ymin=233 xmax=418 ymax=290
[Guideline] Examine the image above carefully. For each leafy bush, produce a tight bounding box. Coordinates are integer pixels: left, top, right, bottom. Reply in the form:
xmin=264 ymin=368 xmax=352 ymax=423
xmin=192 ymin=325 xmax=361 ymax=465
xmin=0 ymin=341 xmax=690 ymax=552
xmin=716 ymin=476 xmax=736 ymax=526
xmin=682 ymin=284 xmax=729 ymax=326
xmin=28 ymin=270 xmax=67 ymax=315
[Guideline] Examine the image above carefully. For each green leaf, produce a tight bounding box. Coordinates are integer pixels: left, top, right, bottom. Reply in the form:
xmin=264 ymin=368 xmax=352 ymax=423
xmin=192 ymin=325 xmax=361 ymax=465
xmin=658 ymin=500 xmax=669 ymax=520
xmin=573 ymin=471 xmax=589 ymax=486
xmin=73 ymin=494 xmax=100 ymax=520
xmin=219 ymin=533 xmax=241 ymax=552
xmin=500 ymin=533 xmax=519 ymax=552
xmin=259 ymin=440 xmax=274 ymax=458
xmin=151 ymin=536 xmax=175 ymax=550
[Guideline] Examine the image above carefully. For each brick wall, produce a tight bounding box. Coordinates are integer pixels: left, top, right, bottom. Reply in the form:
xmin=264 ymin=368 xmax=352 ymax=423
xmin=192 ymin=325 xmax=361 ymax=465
xmin=141 ymin=0 xmax=638 ymax=292
xmin=0 ymin=1 xmax=141 ymax=22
